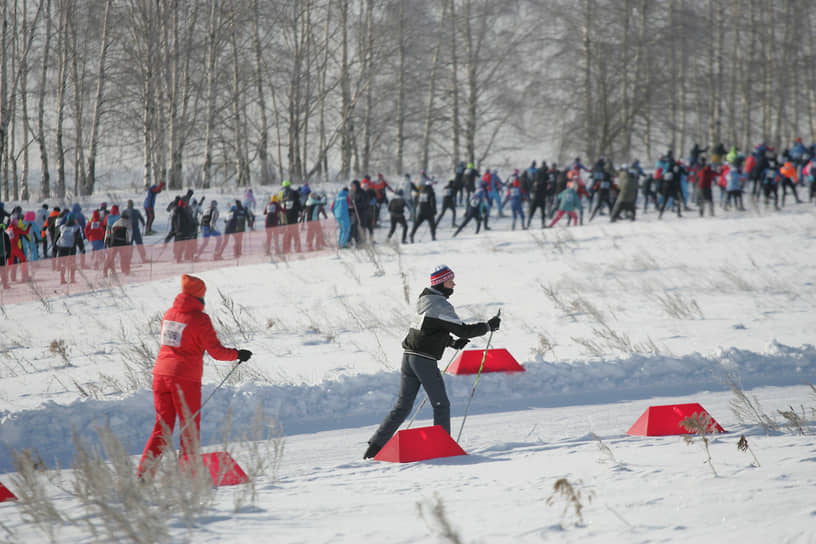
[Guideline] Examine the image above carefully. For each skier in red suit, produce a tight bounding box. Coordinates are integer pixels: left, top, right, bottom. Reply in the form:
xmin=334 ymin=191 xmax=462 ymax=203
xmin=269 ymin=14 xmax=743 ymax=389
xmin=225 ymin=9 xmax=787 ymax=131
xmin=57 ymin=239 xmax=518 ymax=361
xmin=137 ymin=274 xmax=253 ymax=479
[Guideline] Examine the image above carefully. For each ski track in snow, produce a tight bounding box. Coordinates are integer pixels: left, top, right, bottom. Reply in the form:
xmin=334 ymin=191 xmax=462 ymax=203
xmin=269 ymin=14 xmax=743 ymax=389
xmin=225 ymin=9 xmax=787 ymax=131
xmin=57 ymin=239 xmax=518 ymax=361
xmin=1 ymin=343 xmax=815 ymax=474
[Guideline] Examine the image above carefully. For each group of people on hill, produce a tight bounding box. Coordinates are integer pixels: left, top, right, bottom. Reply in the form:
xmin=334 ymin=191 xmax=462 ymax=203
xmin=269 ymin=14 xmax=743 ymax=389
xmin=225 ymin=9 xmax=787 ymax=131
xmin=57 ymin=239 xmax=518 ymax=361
xmin=327 ymin=137 xmax=816 ymax=249
xmin=0 ymin=199 xmax=150 ymax=286
xmin=4 ymin=137 xmax=815 ymax=286
xmin=0 ymin=179 xmax=335 ymax=287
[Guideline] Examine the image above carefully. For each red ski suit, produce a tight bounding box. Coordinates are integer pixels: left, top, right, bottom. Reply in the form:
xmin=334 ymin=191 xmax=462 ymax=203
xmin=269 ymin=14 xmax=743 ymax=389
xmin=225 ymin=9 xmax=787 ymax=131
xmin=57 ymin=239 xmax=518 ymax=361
xmin=137 ymin=292 xmax=238 ymax=477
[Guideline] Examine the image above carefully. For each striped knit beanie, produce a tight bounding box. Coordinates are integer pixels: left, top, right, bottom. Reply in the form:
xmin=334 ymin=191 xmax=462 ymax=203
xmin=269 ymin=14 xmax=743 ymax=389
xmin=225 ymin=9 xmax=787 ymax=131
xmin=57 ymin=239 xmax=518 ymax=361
xmin=430 ymin=265 xmax=454 ymax=286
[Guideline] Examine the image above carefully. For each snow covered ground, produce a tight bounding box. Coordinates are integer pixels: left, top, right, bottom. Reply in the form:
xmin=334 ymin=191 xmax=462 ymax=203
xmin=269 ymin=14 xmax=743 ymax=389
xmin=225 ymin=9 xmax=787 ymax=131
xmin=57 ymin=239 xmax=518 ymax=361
xmin=1 ymin=198 xmax=816 ymax=543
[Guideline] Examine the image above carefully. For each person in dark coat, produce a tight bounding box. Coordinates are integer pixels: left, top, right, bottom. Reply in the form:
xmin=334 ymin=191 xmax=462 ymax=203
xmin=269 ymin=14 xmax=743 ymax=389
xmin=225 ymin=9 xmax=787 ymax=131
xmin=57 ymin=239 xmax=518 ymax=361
xmin=386 ymin=189 xmax=409 ymax=244
xmin=165 ymin=200 xmax=198 ymax=263
xmin=453 ymin=188 xmax=489 ymax=237
xmin=434 ymin=179 xmax=458 ymax=229
xmin=349 ymin=180 xmax=370 ymax=247
xmin=0 ymin=217 xmax=11 ymax=287
xmin=527 ymin=163 xmax=550 ymax=228
xmin=657 ymin=152 xmax=687 ymax=219
xmin=216 ymin=201 xmax=250 ymax=259
xmin=364 ymin=265 xmax=500 ymax=459
xmin=409 ymin=181 xmax=437 ymax=243
xmin=143 ymin=181 xmax=165 ymax=234
xmin=610 ymin=165 xmax=639 ymax=222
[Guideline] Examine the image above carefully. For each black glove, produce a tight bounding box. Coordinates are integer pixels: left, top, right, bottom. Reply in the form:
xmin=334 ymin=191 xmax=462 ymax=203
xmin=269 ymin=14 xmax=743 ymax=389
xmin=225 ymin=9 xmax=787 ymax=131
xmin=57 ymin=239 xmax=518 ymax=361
xmin=487 ymin=315 xmax=501 ymax=332
xmin=451 ymin=337 xmax=470 ymax=350
xmin=237 ymin=349 xmax=253 ymax=362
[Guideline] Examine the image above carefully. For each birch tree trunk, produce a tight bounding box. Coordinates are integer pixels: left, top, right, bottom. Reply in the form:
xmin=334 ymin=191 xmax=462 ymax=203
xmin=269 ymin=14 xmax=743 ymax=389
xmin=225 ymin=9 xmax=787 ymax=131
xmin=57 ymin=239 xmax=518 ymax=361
xmin=37 ymin=0 xmax=51 ymax=200
xmin=449 ymin=0 xmax=460 ymax=164
xmin=229 ymin=0 xmax=248 ymax=187
xmin=807 ymin=1 xmax=816 ymax=139
xmin=421 ymin=1 xmax=447 ymax=171
xmin=202 ymin=0 xmax=219 ymax=189
xmin=162 ymin=0 xmax=181 ymax=189
xmin=761 ymin=8 xmax=773 ymax=141
xmin=55 ymin=0 xmax=68 ymax=198
xmin=142 ymin=69 xmax=153 ymax=189
xmin=318 ymin=0 xmax=332 ymax=179
xmin=582 ymin=0 xmax=595 ymax=159
xmin=775 ymin=0 xmax=793 ymax=144
xmin=340 ymin=0 xmax=351 ymax=178
xmin=669 ymin=1 xmax=679 ymax=151
xmin=394 ymin=0 xmax=405 ymax=174
xmin=361 ymin=0 xmax=373 ymax=175
xmin=8 ymin=1 xmax=17 ymax=200
xmin=20 ymin=0 xmax=29 ymax=201
xmin=0 ymin=1 xmax=8 ymax=201
xmin=463 ymin=0 xmax=477 ymax=163
xmin=301 ymin=1 xmax=313 ymax=182
xmin=252 ymin=0 xmax=271 ymax=184
xmin=84 ymin=0 xmax=112 ymax=196
xmin=68 ymin=5 xmax=86 ymax=196
xmin=740 ymin=0 xmax=755 ymax=151
xmin=728 ymin=0 xmax=739 ymax=146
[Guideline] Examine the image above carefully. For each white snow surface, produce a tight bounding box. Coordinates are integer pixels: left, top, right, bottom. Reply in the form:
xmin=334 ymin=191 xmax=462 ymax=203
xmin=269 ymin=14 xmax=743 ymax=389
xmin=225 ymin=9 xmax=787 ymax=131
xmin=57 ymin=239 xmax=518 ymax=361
xmin=2 ymin=201 xmax=816 ymax=543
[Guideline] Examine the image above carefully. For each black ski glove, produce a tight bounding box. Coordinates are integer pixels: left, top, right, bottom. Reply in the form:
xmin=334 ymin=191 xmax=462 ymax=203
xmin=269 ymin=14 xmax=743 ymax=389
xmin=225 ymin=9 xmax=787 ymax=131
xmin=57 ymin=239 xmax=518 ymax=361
xmin=237 ymin=349 xmax=253 ymax=362
xmin=451 ymin=337 xmax=470 ymax=350
xmin=487 ymin=314 xmax=501 ymax=332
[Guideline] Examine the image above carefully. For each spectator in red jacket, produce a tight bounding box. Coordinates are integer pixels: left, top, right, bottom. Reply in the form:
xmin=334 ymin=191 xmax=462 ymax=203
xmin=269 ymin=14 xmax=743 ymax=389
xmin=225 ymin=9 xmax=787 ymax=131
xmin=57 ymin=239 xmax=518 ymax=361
xmin=695 ymin=157 xmax=718 ymax=217
xmin=84 ymin=210 xmax=106 ymax=270
xmin=136 ymin=275 xmax=253 ymax=480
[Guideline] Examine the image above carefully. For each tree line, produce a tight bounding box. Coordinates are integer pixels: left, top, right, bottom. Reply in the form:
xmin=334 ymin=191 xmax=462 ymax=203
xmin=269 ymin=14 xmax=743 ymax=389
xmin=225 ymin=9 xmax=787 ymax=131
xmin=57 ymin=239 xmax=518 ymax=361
xmin=0 ymin=0 xmax=812 ymax=202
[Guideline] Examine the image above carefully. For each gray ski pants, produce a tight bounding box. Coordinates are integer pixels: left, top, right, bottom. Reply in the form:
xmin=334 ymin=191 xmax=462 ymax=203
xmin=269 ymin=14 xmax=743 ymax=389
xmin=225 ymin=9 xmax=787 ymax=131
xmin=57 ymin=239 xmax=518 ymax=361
xmin=369 ymin=352 xmax=450 ymax=447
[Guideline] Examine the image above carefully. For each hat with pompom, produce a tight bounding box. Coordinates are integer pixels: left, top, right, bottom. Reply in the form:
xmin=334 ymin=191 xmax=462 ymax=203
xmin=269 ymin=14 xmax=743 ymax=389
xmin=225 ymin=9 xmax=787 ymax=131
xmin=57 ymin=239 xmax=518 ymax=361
xmin=430 ymin=265 xmax=454 ymax=286
xmin=181 ymin=274 xmax=206 ymax=299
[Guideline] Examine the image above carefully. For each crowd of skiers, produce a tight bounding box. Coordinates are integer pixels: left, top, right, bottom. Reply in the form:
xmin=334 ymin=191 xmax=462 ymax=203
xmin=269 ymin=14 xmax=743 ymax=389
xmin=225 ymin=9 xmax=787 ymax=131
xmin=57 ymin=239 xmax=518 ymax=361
xmin=327 ymin=138 xmax=816 ymax=249
xmin=3 ymin=138 xmax=815 ymax=287
xmin=0 ymin=179 xmax=334 ymax=287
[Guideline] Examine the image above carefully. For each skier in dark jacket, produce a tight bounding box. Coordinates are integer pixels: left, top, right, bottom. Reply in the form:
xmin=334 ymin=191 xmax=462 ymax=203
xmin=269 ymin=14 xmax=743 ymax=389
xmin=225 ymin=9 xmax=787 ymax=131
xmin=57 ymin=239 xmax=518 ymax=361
xmin=453 ymin=188 xmax=489 ymax=237
xmin=386 ymin=189 xmax=409 ymax=244
xmin=409 ymin=182 xmax=437 ymax=243
xmin=464 ymin=163 xmax=479 ymax=204
xmin=349 ymin=180 xmax=370 ymax=246
xmin=435 ymin=179 xmax=458 ymax=229
xmin=164 ymin=200 xmax=197 ymax=263
xmin=589 ymin=157 xmax=615 ymax=221
xmin=364 ymin=265 xmax=501 ymax=459
xmin=143 ymin=182 xmax=165 ymax=234
xmin=453 ymin=161 xmax=466 ymax=205
xmin=657 ymin=152 xmax=687 ymax=219
xmin=527 ymin=167 xmax=550 ymax=228
xmin=0 ymin=217 xmax=11 ymax=287
xmin=216 ymin=201 xmax=251 ymax=259
xmin=281 ymin=187 xmax=302 ymax=253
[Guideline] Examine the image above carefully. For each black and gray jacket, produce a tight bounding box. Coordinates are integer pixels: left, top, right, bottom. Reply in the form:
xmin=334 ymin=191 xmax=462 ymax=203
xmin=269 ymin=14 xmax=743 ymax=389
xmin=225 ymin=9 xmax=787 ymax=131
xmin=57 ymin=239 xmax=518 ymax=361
xmin=402 ymin=287 xmax=489 ymax=361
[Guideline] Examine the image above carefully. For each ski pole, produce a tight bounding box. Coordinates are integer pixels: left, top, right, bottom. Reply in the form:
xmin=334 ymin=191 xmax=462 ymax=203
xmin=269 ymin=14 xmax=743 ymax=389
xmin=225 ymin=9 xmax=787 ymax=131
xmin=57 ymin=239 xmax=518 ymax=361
xmin=456 ymin=308 xmax=500 ymax=443
xmin=198 ymin=361 xmax=242 ymax=416
xmin=173 ymin=361 xmax=242 ymax=445
xmin=406 ymin=347 xmax=461 ymax=429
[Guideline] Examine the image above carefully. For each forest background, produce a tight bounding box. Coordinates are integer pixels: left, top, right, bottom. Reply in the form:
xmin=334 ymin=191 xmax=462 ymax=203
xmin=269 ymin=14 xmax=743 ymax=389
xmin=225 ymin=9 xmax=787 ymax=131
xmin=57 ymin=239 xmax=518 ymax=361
xmin=0 ymin=0 xmax=811 ymax=202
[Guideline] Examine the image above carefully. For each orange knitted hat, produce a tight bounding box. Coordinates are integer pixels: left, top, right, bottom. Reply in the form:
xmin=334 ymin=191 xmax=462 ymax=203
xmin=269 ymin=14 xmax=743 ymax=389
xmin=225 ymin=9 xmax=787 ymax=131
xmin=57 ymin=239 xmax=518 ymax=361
xmin=181 ymin=274 xmax=206 ymax=298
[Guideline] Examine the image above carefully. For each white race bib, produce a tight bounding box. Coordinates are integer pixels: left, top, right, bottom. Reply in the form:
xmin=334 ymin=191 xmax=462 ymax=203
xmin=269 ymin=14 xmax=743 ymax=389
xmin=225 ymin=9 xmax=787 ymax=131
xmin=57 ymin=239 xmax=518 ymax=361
xmin=160 ymin=320 xmax=187 ymax=347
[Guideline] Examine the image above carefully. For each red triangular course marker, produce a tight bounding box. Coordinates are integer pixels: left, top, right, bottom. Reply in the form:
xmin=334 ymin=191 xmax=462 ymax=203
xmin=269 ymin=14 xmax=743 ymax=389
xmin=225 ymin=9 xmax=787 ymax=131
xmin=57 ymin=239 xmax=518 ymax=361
xmin=0 ymin=481 xmax=17 ymax=502
xmin=447 ymin=348 xmax=525 ymax=375
xmin=627 ymin=403 xmax=726 ymax=436
xmin=201 ymin=452 xmax=249 ymax=486
xmin=374 ymin=425 xmax=467 ymax=463
xmin=181 ymin=452 xmax=249 ymax=486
